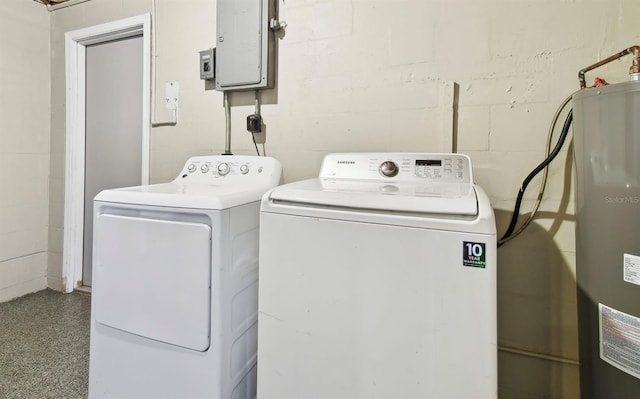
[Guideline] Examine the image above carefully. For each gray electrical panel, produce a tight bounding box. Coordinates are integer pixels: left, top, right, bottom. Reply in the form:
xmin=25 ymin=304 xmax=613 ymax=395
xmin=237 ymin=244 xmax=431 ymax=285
xmin=215 ymin=0 xmax=276 ymax=91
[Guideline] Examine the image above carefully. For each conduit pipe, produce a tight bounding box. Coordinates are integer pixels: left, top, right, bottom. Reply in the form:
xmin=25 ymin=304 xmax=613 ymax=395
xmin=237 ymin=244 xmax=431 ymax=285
xmin=150 ymin=0 xmax=178 ymax=126
xmin=223 ymin=92 xmax=232 ymax=155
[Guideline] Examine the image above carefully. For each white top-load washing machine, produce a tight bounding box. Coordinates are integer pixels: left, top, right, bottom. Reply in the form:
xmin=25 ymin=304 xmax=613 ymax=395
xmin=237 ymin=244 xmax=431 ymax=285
xmin=257 ymin=153 xmax=496 ymax=399
xmin=88 ymin=155 xmax=282 ymax=399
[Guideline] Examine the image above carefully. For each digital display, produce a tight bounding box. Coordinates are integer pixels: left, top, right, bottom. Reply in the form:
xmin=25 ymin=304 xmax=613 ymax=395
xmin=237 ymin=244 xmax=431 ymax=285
xmin=416 ymin=159 xmax=442 ymax=167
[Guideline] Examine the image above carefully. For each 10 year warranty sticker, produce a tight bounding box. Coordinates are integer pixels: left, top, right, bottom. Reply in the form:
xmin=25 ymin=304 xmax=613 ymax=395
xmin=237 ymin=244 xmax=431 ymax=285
xmin=463 ymin=241 xmax=487 ymax=268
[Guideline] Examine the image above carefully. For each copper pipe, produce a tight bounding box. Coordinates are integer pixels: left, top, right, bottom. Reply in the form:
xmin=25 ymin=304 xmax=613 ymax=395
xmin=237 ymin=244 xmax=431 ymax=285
xmin=578 ymin=45 xmax=640 ymax=88
xmin=630 ymin=46 xmax=640 ymax=77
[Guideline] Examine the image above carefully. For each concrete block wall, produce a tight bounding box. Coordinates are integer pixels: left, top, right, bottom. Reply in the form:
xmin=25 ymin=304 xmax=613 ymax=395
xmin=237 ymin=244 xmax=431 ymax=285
xmin=0 ymin=1 xmax=50 ymax=302
xmin=45 ymin=0 xmax=640 ymax=398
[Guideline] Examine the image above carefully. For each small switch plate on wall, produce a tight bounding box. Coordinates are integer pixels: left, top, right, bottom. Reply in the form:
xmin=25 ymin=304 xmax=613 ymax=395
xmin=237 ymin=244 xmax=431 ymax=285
xmin=199 ymin=49 xmax=215 ymax=80
xmin=165 ymin=81 xmax=179 ymax=109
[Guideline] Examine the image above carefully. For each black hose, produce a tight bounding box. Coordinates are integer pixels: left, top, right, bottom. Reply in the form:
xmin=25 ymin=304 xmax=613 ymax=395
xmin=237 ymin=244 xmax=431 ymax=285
xmin=498 ymin=109 xmax=573 ymax=246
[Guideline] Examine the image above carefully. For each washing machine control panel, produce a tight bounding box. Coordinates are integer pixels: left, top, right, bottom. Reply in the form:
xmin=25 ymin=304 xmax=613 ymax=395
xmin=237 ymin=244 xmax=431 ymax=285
xmin=178 ymin=155 xmax=281 ymax=184
xmin=320 ymin=153 xmax=473 ymax=184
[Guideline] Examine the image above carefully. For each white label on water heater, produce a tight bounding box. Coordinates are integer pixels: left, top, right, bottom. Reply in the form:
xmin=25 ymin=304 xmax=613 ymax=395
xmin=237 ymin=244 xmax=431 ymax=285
xmin=623 ymin=253 xmax=640 ymax=286
xmin=599 ymin=303 xmax=640 ymax=380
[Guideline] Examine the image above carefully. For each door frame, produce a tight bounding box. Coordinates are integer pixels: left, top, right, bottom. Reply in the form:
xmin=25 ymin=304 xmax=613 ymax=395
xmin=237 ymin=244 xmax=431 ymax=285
xmin=62 ymin=14 xmax=151 ymax=293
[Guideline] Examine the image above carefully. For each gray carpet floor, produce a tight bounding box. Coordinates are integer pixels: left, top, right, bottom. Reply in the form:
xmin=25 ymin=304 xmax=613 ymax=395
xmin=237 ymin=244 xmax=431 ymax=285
xmin=0 ymin=289 xmax=91 ymax=399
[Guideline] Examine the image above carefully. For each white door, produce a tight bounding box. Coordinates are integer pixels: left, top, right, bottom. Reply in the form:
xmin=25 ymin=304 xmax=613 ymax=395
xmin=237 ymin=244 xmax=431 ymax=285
xmin=63 ymin=14 xmax=151 ymax=294
xmin=82 ymin=36 xmax=143 ymax=286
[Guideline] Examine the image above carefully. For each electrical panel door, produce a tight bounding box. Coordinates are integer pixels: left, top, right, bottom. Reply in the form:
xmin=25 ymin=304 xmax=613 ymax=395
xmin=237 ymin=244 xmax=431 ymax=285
xmin=216 ymin=0 xmax=275 ymax=91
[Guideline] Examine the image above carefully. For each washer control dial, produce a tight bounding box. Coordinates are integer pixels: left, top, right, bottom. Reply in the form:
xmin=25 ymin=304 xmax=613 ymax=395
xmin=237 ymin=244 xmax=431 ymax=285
xmin=188 ymin=164 xmax=197 ymax=173
xmin=239 ymin=164 xmax=250 ymax=174
xmin=217 ymin=162 xmax=231 ymax=176
xmin=200 ymin=164 xmax=210 ymax=173
xmin=379 ymin=161 xmax=399 ymax=177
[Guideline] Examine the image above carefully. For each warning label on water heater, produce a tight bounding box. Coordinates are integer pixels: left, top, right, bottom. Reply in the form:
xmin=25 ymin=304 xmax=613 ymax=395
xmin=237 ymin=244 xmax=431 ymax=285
xmin=599 ymin=303 xmax=640 ymax=380
xmin=623 ymin=253 xmax=640 ymax=286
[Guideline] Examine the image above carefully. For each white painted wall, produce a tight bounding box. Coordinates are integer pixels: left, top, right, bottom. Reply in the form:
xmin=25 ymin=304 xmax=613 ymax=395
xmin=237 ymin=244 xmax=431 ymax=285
xmin=0 ymin=1 xmax=50 ymax=302
xmin=46 ymin=0 xmax=640 ymax=398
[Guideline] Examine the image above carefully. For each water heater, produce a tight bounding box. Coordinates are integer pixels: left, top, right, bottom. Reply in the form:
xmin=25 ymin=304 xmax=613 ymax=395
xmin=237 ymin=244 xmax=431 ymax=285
xmin=573 ymin=80 xmax=640 ymax=398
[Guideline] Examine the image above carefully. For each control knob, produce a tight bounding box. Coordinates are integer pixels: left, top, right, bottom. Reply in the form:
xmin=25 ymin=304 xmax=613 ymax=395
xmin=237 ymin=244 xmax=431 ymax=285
xmin=218 ymin=162 xmax=231 ymax=176
xmin=187 ymin=164 xmax=197 ymax=173
xmin=379 ymin=161 xmax=399 ymax=177
xmin=239 ymin=164 xmax=249 ymax=174
xmin=200 ymin=164 xmax=210 ymax=173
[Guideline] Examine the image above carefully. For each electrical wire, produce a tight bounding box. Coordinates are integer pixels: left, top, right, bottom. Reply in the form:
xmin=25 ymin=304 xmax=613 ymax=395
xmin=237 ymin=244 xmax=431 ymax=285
xmin=498 ymin=94 xmax=574 ymax=246
xmin=251 ymin=133 xmax=261 ymax=156
xmin=498 ymin=109 xmax=573 ymax=245
xmin=498 ymin=95 xmax=574 ymax=247
xmin=251 ymin=90 xmax=263 ymax=157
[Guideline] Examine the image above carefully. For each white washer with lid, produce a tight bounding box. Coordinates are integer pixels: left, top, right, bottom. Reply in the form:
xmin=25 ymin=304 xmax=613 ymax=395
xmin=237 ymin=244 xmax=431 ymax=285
xmin=88 ymin=155 xmax=282 ymax=399
xmin=257 ymin=152 xmax=496 ymax=399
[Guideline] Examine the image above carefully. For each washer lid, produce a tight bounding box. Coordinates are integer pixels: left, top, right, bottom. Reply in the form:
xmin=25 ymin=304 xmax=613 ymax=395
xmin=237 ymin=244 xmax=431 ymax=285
xmin=267 ymin=178 xmax=478 ymax=216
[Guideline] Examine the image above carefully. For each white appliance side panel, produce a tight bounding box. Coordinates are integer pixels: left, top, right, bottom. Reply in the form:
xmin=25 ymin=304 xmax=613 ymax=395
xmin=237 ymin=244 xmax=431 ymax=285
xmin=93 ymin=214 xmax=212 ymax=351
xmin=257 ymin=213 xmax=497 ymax=399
